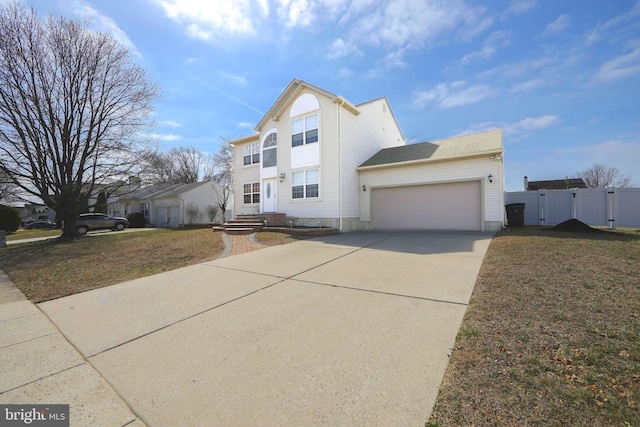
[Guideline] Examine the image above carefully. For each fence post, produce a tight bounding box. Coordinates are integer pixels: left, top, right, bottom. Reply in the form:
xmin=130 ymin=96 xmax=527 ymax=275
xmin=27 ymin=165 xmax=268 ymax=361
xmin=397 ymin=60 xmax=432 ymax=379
xmin=607 ymin=188 xmax=616 ymax=230
xmin=539 ymin=191 xmax=545 ymax=225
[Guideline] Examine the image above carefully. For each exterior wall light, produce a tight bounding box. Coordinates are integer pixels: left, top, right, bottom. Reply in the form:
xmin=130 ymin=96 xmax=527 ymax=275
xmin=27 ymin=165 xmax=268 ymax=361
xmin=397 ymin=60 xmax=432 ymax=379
xmin=488 ymin=174 xmax=494 ymax=183
xmin=279 ymin=172 xmax=285 ymax=183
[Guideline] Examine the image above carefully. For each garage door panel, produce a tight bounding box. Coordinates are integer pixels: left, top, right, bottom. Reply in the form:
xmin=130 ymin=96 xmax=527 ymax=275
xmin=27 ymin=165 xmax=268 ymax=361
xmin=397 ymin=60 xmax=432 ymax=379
xmin=372 ymin=181 xmax=481 ymax=231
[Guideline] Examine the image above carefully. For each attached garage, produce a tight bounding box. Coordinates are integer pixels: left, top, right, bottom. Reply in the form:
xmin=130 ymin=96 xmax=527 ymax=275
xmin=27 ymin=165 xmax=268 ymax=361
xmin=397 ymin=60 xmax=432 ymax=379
xmin=372 ymin=181 xmax=482 ymax=231
xmin=358 ymin=129 xmax=505 ymax=232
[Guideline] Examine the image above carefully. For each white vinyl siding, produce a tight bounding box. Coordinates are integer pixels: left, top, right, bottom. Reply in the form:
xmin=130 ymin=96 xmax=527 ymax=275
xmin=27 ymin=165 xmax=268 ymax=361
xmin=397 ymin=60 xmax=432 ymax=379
xmin=234 ymin=138 xmax=261 ymax=213
xmin=278 ymin=89 xmax=339 ymax=219
xmin=340 ymin=98 xmax=404 ymax=219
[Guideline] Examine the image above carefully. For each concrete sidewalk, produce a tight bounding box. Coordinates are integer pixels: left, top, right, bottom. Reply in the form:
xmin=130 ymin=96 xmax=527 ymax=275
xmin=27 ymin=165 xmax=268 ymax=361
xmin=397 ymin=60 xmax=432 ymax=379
xmin=0 ymin=270 xmax=144 ymax=426
xmin=2 ymin=231 xmax=492 ymax=425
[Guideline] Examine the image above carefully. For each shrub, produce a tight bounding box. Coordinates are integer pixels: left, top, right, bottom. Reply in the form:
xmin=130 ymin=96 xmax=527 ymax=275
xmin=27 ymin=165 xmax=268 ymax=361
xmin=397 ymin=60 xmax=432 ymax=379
xmin=0 ymin=204 xmax=21 ymax=234
xmin=127 ymin=212 xmax=146 ymax=228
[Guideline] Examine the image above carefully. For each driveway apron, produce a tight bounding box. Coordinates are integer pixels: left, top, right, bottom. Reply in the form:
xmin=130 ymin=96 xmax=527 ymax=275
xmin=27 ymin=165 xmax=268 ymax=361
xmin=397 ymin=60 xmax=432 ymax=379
xmin=39 ymin=231 xmax=492 ymax=425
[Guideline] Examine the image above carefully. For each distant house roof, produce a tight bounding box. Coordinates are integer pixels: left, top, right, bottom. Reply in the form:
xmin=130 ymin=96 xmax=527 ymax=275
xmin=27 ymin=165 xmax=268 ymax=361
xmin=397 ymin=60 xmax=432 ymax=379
xmin=358 ymin=129 xmax=503 ymax=170
xmin=120 ymin=182 xmax=210 ymax=200
xmin=526 ymin=178 xmax=587 ymax=191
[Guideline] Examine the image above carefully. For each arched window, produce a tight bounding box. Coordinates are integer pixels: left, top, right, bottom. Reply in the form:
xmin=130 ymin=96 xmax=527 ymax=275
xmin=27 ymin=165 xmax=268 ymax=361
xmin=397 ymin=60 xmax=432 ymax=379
xmin=262 ymin=132 xmax=277 ymax=168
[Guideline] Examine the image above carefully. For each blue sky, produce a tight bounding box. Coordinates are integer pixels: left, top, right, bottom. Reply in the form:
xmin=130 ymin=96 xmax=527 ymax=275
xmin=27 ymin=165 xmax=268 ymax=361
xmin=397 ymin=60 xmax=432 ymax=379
xmin=17 ymin=0 xmax=640 ymax=191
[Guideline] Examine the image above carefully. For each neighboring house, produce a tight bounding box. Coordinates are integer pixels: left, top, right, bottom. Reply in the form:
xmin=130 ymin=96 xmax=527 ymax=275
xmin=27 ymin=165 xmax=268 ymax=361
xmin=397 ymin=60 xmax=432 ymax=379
xmin=108 ymin=181 xmax=232 ymax=227
xmin=231 ymin=79 xmax=504 ymax=232
xmin=524 ymin=176 xmax=587 ymax=191
xmin=15 ymin=203 xmax=55 ymax=223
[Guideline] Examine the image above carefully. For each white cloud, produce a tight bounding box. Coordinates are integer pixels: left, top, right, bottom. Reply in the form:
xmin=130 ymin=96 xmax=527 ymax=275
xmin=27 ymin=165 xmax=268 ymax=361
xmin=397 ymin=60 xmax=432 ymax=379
xmin=591 ymin=48 xmax=640 ymax=84
xmin=461 ymin=45 xmax=496 ymax=64
xmin=218 ymin=70 xmax=248 ymax=86
xmin=158 ymin=120 xmax=182 ymax=127
xmin=348 ymin=0 xmax=490 ymax=51
xmin=276 ymin=0 xmax=314 ymax=28
xmin=153 ymin=0 xmax=267 ymax=40
xmin=501 ymin=0 xmax=536 ymax=20
xmin=237 ymin=122 xmax=254 ymax=128
xmin=71 ymin=2 xmax=140 ymax=56
xmin=326 ymin=38 xmax=361 ymax=59
xmin=461 ymin=30 xmax=510 ymax=65
xmin=585 ymin=2 xmax=640 ymax=46
xmin=510 ymin=78 xmax=545 ymax=93
xmin=456 ymin=115 xmax=560 ymax=140
xmin=152 ymin=133 xmax=183 ymax=141
xmin=413 ymin=81 xmax=496 ymax=109
xmin=542 ymin=14 xmax=570 ymax=37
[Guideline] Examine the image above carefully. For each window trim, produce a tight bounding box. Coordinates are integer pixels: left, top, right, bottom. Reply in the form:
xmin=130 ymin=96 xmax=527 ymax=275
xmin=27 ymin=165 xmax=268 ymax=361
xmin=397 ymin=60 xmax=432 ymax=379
xmin=291 ymin=169 xmax=319 ymax=200
xmin=262 ymin=132 xmax=277 ymax=168
xmin=243 ymin=182 xmax=260 ymax=205
xmin=243 ymin=142 xmax=260 ymax=166
xmin=291 ymin=113 xmax=319 ymax=147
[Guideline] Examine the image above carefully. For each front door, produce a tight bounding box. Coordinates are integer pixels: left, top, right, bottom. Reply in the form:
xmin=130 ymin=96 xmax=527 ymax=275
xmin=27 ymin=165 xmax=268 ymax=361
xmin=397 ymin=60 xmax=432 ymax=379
xmin=263 ymin=178 xmax=276 ymax=212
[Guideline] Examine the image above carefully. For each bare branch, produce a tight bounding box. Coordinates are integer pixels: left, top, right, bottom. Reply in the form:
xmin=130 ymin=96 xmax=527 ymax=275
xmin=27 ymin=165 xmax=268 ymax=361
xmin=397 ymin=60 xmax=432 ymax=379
xmin=0 ymin=2 xmax=160 ymax=239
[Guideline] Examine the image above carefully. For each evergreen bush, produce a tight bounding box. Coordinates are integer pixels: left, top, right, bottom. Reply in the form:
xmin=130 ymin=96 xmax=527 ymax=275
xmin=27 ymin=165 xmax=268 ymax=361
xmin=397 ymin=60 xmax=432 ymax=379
xmin=127 ymin=212 xmax=146 ymax=228
xmin=0 ymin=204 xmax=21 ymax=234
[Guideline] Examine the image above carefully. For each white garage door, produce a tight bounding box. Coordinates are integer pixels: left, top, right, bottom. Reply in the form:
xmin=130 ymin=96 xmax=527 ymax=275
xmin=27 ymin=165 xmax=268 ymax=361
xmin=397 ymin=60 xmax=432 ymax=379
xmin=372 ymin=181 xmax=482 ymax=231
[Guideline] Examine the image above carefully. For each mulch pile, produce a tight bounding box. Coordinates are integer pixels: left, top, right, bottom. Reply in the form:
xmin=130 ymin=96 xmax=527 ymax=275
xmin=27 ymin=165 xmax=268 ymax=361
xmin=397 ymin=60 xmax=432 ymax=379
xmin=549 ymin=219 xmax=601 ymax=233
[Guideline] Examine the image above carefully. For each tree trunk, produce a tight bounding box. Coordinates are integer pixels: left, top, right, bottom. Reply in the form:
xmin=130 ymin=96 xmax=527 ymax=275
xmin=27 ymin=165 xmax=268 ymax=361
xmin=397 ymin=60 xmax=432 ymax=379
xmin=61 ymin=216 xmax=78 ymax=240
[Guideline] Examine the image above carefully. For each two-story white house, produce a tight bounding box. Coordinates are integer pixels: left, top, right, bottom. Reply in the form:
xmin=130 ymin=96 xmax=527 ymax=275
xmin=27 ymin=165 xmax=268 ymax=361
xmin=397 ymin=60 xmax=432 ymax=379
xmin=231 ymin=79 xmax=504 ymax=232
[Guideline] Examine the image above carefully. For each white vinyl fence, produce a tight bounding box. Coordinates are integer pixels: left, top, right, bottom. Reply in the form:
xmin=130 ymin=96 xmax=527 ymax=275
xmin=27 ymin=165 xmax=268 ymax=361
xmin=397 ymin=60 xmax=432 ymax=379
xmin=505 ymin=187 xmax=640 ymax=229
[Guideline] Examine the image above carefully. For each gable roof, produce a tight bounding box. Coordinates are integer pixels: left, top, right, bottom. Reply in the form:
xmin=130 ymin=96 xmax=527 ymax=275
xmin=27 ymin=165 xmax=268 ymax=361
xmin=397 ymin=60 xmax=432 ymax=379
xmin=255 ymin=78 xmax=359 ymax=132
xmin=358 ymin=129 xmax=503 ymax=170
xmin=526 ymin=178 xmax=587 ymax=191
xmin=120 ymin=181 xmax=210 ymax=200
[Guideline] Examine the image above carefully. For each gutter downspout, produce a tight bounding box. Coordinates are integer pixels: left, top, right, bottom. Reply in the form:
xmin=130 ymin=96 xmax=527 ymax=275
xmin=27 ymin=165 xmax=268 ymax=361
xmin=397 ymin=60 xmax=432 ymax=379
xmin=336 ymin=99 xmax=343 ymax=231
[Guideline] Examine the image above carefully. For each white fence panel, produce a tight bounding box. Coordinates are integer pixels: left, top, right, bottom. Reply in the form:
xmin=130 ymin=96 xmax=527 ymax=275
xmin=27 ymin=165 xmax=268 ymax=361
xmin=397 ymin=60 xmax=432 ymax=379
xmin=576 ymin=188 xmax=608 ymax=226
xmin=505 ymin=187 xmax=640 ymax=228
xmin=544 ymin=190 xmax=572 ymax=225
xmin=616 ymin=188 xmax=640 ymax=228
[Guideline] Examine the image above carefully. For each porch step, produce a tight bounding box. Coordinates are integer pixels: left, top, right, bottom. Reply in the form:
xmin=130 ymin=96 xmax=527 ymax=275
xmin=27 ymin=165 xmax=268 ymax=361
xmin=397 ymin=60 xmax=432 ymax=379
xmin=224 ymin=227 xmax=254 ymax=236
xmin=236 ymin=213 xmax=287 ymax=227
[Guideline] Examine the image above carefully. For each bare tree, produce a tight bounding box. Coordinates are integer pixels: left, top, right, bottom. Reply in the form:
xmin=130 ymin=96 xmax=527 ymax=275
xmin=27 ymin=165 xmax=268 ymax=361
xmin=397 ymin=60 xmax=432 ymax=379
xmin=0 ymin=169 xmax=19 ymax=203
xmin=145 ymin=146 xmax=213 ymax=184
xmin=0 ymin=2 xmax=159 ymax=239
xmin=209 ymin=138 xmax=234 ymax=222
xmin=169 ymin=146 xmax=211 ymax=183
xmin=144 ymin=151 xmax=176 ymax=184
xmin=576 ymin=163 xmax=632 ymax=188
xmin=184 ymin=202 xmax=201 ymax=224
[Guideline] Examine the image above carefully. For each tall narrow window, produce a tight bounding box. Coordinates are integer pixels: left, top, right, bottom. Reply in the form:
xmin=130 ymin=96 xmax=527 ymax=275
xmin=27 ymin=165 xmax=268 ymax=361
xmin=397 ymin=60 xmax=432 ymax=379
xmin=243 ymin=142 xmax=260 ymax=165
xmin=291 ymin=113 xmax=318 ymax=147
xmin=292 ymin=169 xmax=319 ymax=199
xmin=140 ymin=202 xmax=150 ymax=220
xmin=262 ymin=133 xmax=277 ymax=168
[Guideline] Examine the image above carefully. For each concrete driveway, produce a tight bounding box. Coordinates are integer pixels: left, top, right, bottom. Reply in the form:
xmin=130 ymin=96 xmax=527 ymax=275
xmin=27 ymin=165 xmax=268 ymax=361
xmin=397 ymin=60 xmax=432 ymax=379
xmin=38 ymin=231 xmax=492 ymax=425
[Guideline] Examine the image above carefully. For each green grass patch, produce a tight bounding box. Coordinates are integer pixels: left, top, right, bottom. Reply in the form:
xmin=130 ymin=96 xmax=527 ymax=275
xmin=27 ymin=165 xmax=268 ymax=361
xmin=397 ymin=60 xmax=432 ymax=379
xmin=428 ymin=226 xmax=640 ymax=426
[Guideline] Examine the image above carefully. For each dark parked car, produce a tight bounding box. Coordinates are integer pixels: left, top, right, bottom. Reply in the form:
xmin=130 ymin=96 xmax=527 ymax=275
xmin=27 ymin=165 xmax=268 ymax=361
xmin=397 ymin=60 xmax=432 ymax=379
xmin=24 ymin=220 xmax=56 ymax=229
xmin=76 ymin=213 xmax=129 ymax=235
